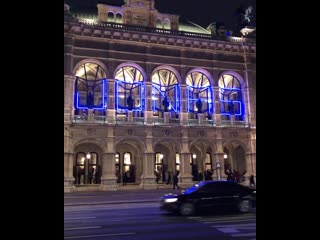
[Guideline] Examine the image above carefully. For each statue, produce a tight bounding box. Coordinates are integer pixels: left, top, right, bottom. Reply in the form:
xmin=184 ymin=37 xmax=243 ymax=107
xmin=87 ymin=92 xmax=94 ymax=109
xmin=127 ymin=94 xmax=134 ymax=110
xmin=196 ymin=98 xmax=202 ymax=113
xmin=241 ymin=6 xmax=253 ymax=24
xmin=64 ymin=3 xmax=70 ymax=12
xmin=162 ymin=96 xmax=169 ymax=112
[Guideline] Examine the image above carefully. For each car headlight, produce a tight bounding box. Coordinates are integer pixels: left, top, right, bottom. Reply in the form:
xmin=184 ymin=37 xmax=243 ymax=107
xmin=164 ymin=198 xmax=178 ymax=203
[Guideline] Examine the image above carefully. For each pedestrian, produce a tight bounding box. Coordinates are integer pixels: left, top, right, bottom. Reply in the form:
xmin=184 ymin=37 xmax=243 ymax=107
xmin=166 ymin=171 xmax=171 ymax=184
xmin=173 ymin=171 xmax=180 ymax=189
xmin=123 ymin=171 xmax=128 ymax=186
xmin=249 ymin=175 xmax=255 ymax=187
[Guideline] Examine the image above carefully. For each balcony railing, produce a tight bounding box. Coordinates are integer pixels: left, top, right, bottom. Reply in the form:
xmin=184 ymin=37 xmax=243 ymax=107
xmin=67 ymin=19 xmax=255 ymax=44
xmin=71 ymin=115 xmax=250 ymax=128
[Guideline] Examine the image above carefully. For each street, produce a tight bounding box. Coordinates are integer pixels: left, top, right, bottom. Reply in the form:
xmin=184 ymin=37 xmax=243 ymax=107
xmin=64 ymin=202 xmax=256 ymax=240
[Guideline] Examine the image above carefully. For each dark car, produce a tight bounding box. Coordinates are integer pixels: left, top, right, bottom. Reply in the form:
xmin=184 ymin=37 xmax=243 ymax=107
xmin=160 ymin=180 xmax=256 ymax=216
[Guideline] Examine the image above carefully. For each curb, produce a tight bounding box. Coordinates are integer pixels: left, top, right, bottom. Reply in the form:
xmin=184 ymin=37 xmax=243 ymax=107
xmin=64 ymin=199 xmax=160 ymax=206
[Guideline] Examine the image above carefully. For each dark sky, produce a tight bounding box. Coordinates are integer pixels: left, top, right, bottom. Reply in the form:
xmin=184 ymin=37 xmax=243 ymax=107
xmin=65 ymin=0 xmax=256 ymax=30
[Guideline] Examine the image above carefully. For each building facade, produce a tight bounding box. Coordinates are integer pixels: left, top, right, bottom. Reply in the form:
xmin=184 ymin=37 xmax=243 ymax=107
xmin=64 ymin=0 xmax=256 ymax=192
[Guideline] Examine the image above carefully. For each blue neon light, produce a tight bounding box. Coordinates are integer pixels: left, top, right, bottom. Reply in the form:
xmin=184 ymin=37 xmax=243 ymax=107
xmin=220 ymin=100 xmax=242 ymax=116
xmin=75 ymin=79 xmax=107 ymax=110
xmin=151 ymin=83 xmax=180 ymax=112
xmin=187 ymin=86 xmax=213 ymax=114
xmin=116 ymin=80 xmax=143 ymax=112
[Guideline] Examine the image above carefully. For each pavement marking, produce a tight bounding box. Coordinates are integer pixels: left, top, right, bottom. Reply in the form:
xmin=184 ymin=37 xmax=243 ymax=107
xmin=231 ymin=232 xmax=256 ymax=237
xmin=64 ymin=217 xmax=96 ymax=220
xmin=64 ymin=226 xmax=101 ymax=231
xmin=211 ymin=223 xmax=256 ymax=228
xmin=203 ymin=218 xmax=256 ymax=224
xmin=64 ymin=232 xmax=136 ymax=239
xmin=217 ymin=227 xmax=240 ymax=233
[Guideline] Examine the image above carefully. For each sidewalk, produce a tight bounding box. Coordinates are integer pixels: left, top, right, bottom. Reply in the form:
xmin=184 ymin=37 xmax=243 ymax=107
xmin=64 ymin=184 xmax=180 ymax=206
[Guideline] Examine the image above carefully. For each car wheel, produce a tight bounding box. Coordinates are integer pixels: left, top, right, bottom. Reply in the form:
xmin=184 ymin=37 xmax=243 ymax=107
xmin=238 ymin=199 xmax=252 ymax=213
xmin=179 ymin=203 xmax=195 ymax=216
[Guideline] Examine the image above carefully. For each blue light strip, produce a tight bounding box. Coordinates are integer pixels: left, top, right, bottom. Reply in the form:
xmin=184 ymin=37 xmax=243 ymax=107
xmin=75 ymin=79 xmax=107 ymax=110
xmin=116 ymin=80 xmax=143 ymax=112
xmin=152 ymin=84 xmax=179 ymax=112
xmin=187 ymin=85 xmax=214 ymax=113
xmin=220 ymin=100 xmax=242 ymax=116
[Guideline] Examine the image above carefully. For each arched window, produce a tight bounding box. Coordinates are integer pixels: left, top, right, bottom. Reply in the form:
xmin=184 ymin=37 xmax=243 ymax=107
xmin=75 ymin=152 xmax=98 ymax=185
xmin=115 ymin=13 xmax=123 ymax=23
xmin=186 ymin=71 xmax=213 ymax=118
xmin=156 ymin=18 xmax=162 ymax=28
xmin=175 ymin=153 xmax=180 ymax=171
xmin=155 ymin=152 xmax=163 ymax=173
xmin=205 ymin=153 xmax=212 ymax=170
xmin=74 ymin=63 xmax=107 ymax=117
xmin=107 ymin=12 xmax=114 ymax=22
xmin=123 ymin=152 xmax=135 ymax=183
xmin=151 ymin=69 xmax=180 ymax=117
xmin=163 ymin=19 xmax=170 ymax=30
xmin=218 ymin=74 xmax=243 ymax=121
xmin=114 ymin=66 xmax=144 ymax=115
xmin=115 ymin=153 xmax=120 ymax=183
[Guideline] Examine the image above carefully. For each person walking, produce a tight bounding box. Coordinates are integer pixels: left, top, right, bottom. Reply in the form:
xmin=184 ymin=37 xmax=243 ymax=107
xmin=173 ymin=171 xmax=180 ymax=190
xmin=249 ymin=175 xmax=255 ymax=187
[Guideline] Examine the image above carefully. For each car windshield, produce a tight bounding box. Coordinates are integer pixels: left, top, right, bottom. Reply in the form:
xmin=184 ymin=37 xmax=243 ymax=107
xmin=183 ymin=181 xmax=207 ymax=194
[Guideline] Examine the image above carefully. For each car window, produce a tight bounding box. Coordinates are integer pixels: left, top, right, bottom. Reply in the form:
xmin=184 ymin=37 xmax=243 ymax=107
xmin=183 ymin=182 xmax=206 ymax=194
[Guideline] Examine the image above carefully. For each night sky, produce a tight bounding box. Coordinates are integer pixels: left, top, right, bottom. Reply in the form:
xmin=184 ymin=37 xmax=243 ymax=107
xmin=65 ymin=0 xmax=256 ymax=31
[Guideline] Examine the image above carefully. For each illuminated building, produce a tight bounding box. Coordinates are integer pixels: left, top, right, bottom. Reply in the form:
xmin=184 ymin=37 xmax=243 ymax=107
xmin=64 ymin=0 xmax=256 ymax=192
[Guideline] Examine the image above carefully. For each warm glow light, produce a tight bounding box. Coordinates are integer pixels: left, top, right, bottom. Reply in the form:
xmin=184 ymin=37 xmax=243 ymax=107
xmin=193 ymin=154 xmax=196 ymax=159
xmin=86 ymin=152 xmax=91 ymax=159
xmin=224 ymin=153 xmax=227 ymax=159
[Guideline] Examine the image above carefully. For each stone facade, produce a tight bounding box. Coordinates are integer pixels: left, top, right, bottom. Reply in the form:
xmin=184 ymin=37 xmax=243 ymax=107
xmin=64 ymin=1 xmax=256 ymax=192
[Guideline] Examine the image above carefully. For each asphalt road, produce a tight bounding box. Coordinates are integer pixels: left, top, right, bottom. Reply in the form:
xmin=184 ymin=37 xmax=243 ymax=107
xmin=64 ymin=202 xmax=256 ymax=240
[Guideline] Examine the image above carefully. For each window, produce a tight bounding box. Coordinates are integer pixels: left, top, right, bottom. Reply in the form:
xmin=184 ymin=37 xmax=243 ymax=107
xmin=175 ymin=153 xmax=180 ymax=171
xmin=205 ymin=153 xmax=212 ymax=170
xmin=115 ymin=65 xmax=145 ymax=115
xmin=218 ymin=74 xmax=243 ymax=121
xmin=151 ymin=69 xmax=180 ymax=116
xmin=186 ymin=71 xmax=213 ymax=117
xmin=74 ymin=63 xmax=107 ymax=116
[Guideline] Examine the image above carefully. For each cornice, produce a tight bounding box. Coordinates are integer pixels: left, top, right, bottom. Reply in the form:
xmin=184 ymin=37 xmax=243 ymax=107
xmin=64 ymin=22 xmax=256 ymax=54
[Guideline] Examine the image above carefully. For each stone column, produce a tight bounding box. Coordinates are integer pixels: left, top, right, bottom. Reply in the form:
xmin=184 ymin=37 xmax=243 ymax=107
xmin=64 ymin=75 xmax=76 ymax=123
xmin=164 ymin=112 xmax=170 ymax=123
xmin=140 ymin=128 xmax=157 ymax=189
xmin=139 ymin=152 xmax=157 ymax=189
xmin=106 ymin=79 xmax=116 ymax=124
xmin=179 ymin=152 xmax=193 ymax=187
xmin=144 ymin=82 xmax=154 ymax=125
xmin=213 ymin=86 xmax=221 ymax=126
xmin=100 ymin=152 xmax=118 ymax=191
xmin=64 ymin=152 xmax=75 ymax=192
xmin=179 ymin=127 xmax=193 ymax=187
xmin=215 ymin=131 xmax=226 ymax=180
xmin=198 ymin=113 xmax=204 ymax=124
xmin=127 ymin=110 xmax=133 ymax=121
xmin=179 ymin=84 xmax=188 ymax=125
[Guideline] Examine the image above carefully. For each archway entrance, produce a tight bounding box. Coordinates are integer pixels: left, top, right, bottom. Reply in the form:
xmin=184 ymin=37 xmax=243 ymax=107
xmin=74 ymin=143 xmax=102 ymax=185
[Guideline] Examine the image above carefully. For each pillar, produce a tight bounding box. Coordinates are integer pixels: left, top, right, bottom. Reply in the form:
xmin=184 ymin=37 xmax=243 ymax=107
xmin=140 ymin=152 xmax=157 ymax=189
xmin=64 ymin=75 xmax=75 ymax=123
xmin=100 ymin=152 xmax=118 ymax=191
xmin=64 ymin=152 xmax=75 ymax=192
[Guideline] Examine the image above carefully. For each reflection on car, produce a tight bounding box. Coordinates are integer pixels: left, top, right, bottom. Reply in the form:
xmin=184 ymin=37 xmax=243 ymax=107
xmin=160 ymin=180 xmax=256 ymax=216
